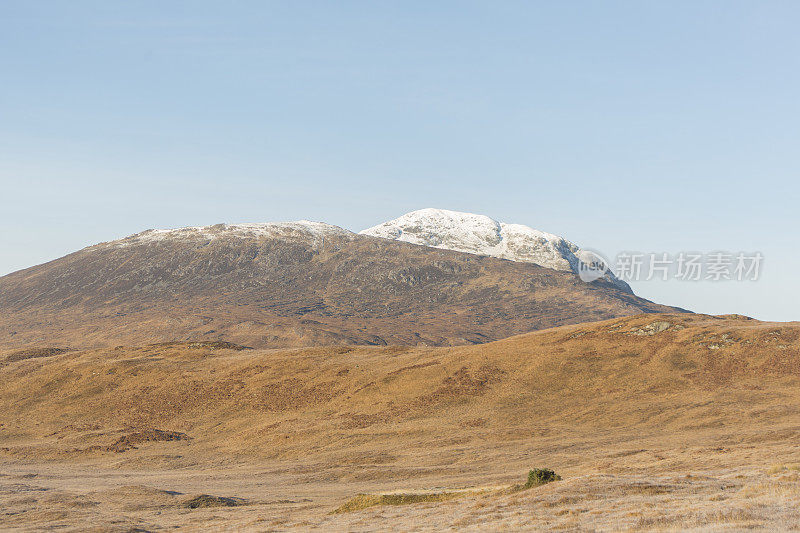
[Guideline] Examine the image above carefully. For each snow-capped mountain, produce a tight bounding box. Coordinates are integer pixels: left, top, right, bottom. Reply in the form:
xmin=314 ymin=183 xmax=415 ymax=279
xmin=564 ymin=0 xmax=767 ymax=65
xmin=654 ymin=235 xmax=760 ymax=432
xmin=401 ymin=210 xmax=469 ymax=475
xmin=0 ymin=208 xmax=683 ymax=350
xmin=360 ymin=208 xmax=629 ymax=291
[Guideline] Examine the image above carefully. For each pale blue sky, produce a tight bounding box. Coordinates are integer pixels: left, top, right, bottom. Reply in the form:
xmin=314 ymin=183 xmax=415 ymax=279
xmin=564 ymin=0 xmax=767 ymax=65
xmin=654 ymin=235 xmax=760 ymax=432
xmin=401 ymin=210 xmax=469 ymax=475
xmin=1 ymin=1 xmax=798 ymax=320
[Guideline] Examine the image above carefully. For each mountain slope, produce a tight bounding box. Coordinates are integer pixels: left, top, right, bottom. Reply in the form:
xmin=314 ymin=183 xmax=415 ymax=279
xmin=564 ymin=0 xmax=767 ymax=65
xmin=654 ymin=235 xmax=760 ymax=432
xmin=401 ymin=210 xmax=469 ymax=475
xmin=361 ymin=208 xmax=628 ymax=290
xmin=3 ymin=313 xmax=795 ymax=460
xmin=0 ymin=221 xmax=679 ymax=349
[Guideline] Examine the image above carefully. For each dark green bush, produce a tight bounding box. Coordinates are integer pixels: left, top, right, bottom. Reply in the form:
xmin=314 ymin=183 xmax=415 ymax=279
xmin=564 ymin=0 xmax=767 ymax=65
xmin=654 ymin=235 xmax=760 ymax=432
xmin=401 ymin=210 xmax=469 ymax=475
xmin=522 ymin=468 xmax=561 ymax=489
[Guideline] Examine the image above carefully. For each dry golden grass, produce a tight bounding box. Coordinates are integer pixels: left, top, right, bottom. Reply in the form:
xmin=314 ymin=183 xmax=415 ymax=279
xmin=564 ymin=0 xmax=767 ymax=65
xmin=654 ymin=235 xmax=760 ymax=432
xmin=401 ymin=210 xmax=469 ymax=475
xmin=1 ymin=313 xmax=799 ymax=530
xmin=333 ymin=490 xmax=482 ymax=513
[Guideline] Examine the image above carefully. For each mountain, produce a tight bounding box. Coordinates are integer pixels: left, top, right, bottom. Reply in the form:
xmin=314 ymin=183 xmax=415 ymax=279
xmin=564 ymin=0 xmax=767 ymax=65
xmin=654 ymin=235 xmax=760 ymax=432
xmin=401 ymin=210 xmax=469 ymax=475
xmin=361 ymin=208 xmax=629 ymax=290
xmin=0 ymin=218 xmax=681 ymax=349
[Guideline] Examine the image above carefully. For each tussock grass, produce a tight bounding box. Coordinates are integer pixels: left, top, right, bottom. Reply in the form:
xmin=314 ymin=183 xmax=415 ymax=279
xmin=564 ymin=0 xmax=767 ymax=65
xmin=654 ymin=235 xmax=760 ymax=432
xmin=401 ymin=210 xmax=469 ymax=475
xmin=335 ymin=469 xmax=562 ymax=513
xmin=768 ymin=463 xmax=800 ymax=475
xmin=333 ymin=491 xmax=470 ymax=513
xmin=183 ymin=494 xmax=244 ymax=509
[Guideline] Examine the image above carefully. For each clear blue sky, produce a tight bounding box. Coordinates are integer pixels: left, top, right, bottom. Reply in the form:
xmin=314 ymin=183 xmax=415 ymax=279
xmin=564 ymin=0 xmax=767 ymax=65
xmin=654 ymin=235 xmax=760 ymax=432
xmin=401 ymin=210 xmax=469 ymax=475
xmin=1 ymin=1 xmax=798 ymax=321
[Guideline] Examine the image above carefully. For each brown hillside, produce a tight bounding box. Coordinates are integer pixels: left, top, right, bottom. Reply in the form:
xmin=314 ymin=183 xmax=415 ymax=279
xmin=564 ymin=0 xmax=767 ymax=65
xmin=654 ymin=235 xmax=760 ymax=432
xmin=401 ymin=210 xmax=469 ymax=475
xmin=1 ymin=313 xmax=799 ymax=530
xmin=0 ymin=227 xmax=680 ymax=350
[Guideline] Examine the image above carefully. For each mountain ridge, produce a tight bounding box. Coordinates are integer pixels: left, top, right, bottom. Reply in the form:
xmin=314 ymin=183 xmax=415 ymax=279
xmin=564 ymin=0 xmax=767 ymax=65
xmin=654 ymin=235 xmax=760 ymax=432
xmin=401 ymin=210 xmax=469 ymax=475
xmin=103 ymin=220 xmax=352 ymax=248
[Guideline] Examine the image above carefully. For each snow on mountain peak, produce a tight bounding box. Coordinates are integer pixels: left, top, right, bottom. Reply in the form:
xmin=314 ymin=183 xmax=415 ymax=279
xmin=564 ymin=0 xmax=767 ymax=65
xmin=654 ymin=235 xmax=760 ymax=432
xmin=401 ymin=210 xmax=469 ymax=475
xmin=104 ymin=221 xmax=353 ymax=248
xmin=360 ymin=208 xmax=630 ymax=291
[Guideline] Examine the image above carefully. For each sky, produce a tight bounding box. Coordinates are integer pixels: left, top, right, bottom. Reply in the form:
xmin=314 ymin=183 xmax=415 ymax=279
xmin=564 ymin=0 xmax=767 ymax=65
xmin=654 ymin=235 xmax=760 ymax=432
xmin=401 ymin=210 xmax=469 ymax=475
xmin=1 ymin=1 xmax=798 ymax=321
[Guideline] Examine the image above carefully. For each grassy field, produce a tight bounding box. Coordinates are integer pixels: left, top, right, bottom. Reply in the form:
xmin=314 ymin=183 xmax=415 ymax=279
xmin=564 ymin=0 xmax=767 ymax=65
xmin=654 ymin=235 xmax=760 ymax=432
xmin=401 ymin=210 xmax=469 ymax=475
xmin=1 ymin=313 xmax=799 ymax=530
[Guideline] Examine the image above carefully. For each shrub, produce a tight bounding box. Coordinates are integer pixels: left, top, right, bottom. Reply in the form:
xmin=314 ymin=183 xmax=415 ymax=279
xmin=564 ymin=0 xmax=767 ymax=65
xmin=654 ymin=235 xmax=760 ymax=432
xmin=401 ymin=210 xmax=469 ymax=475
xmin=522 ymin=468 xmax=561 ymax=489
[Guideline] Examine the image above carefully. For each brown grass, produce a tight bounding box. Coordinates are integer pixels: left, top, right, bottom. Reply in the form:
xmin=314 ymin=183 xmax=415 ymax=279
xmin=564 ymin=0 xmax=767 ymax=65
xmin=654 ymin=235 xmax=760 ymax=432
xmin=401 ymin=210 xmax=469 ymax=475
xmin=1 ymin=313 xmax=799 ymax=530
xmin=333 ymin=491 xmax=478 ymax=513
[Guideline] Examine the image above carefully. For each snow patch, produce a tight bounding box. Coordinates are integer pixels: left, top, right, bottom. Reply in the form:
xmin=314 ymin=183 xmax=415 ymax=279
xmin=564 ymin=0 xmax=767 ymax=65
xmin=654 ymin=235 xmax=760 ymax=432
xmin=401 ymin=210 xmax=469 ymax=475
xmin=103 ymin=221 xmax=353 ymax=248
xmin=360 ymin=208 xmax=630 ymax=291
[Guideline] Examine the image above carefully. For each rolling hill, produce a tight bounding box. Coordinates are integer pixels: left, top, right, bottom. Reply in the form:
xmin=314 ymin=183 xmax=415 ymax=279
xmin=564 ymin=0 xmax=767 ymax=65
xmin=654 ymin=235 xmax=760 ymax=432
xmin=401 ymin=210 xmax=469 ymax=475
xmin=1 ymin=313 xmax=798 ymax=530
